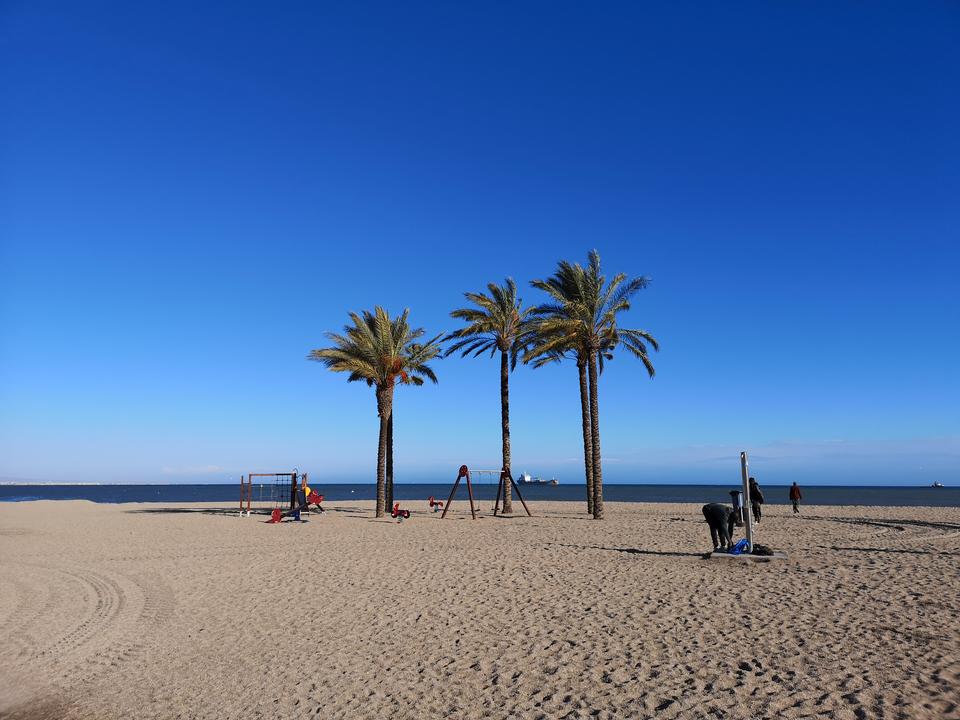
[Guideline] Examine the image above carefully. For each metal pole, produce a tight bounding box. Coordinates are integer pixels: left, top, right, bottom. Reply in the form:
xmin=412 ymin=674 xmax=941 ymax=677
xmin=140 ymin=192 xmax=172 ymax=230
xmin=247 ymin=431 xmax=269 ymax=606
xmin=740 ymin=451 xmax=753 ymax=552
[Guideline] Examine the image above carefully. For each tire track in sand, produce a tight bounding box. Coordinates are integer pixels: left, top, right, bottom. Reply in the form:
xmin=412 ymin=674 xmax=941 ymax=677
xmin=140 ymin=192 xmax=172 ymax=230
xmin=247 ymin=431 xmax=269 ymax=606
xmin=0 ymin=562 xmax=176 ymax=697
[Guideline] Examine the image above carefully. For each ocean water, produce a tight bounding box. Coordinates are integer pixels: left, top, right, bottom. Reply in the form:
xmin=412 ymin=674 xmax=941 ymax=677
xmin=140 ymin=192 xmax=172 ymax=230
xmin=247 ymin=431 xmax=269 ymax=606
xmin=0 ymin=483 xmax=957 ymax=507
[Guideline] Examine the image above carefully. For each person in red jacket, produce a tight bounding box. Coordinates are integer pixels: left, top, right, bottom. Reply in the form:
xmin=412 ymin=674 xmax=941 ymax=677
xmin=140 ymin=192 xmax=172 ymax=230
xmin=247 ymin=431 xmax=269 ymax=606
xmin=789 ymin=482 xmax=802 ymax=514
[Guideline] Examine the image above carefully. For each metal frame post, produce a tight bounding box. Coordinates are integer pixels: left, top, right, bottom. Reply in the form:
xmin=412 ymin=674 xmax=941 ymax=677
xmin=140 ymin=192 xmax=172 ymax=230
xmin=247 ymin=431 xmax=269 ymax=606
xmin=740 ymin=451 xmax=754 ymax=552
xmin=441 ymin=465 xmax=466 ymax=518
xmin=465 ymin=471 xmax=477 ymax=519
xmin=493 ymin=472 xmax=504 ymax=515
xmin=507 ymin=471 xmax=532 ymax=517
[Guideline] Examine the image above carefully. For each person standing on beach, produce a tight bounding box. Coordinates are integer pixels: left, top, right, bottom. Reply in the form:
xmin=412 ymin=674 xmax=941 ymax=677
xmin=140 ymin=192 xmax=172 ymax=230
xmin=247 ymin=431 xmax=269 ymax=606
xmin=702 ymin=503 xmax=737 ymax=552
xmin=789 ymin=482 xmax=802 ymax=514
xmin=748 ymin=477 xmax=764 ymax=524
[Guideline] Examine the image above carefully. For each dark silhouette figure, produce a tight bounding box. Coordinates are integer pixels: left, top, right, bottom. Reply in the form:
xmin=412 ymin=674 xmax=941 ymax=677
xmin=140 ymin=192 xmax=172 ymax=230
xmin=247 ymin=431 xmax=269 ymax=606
xmin=748 ymin=477 xmax=764 ymax=523
xmin=702 ymin=503 xmax=737 ymax=551
xmin=789 ymin=482 xmax=802 ymax=514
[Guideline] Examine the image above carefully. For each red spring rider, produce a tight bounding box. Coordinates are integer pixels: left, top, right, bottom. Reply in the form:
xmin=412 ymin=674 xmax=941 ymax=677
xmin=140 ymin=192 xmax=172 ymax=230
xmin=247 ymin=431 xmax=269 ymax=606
xmin=391 ymin=502 xmax=411 ymax=521
xmin=306 ymin=490 xmax=325 ymax=513
xmin=427 ymin=496 xmax=444 ymax=513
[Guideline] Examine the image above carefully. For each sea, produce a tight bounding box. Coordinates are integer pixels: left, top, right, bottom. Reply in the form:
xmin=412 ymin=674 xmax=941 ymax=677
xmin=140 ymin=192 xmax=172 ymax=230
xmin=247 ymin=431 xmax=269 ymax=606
xmin=0 ymin=483 xmax=957 ymax=507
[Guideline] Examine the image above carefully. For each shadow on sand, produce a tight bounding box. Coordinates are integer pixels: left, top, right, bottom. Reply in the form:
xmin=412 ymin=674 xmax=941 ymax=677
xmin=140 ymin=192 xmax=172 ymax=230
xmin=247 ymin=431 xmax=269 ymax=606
xmin=548 ymin=542 xmax=703 ymax=558
xmin=810 ymin=516 xmax=960 ymax=533
xmin=124 ymin=506 xmax=364 ymax=517
xmin=125 ymin=507 xmax=240 ymax=517
xmin=830 ymin=545 xmax=960 ymax=557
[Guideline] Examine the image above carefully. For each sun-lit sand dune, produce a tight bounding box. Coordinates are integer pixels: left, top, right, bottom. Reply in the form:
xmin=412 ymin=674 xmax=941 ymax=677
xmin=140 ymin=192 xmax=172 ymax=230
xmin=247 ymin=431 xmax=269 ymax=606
xmin=1 ymin=500 xmax=957 ymax=719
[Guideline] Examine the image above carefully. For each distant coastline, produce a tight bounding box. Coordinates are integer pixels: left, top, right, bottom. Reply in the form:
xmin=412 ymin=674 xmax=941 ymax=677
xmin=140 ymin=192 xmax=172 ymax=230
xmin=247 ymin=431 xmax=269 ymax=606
xmin=0 ymin=482 xmax=103 ymax=486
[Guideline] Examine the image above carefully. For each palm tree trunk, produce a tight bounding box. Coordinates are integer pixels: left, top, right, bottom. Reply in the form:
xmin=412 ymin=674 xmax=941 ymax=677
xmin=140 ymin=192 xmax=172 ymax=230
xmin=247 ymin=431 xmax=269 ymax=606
xmin=500 ymin=350 xmax=513 ymax=514
xmin=578 ymin=359 xmax=594 ymax=515
xmin=386 ymin=410 xmax=394 ymax=511
xmin=588 ymin=350 xmax=604 ymax=520
xmin=375 ymin=386 xmax=392 ymax=518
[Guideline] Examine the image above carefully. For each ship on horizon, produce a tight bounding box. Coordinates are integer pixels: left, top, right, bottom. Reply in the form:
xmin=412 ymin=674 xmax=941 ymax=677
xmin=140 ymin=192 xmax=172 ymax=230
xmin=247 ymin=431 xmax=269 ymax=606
xmin=518 ymin=472 xmax=558 ymax=486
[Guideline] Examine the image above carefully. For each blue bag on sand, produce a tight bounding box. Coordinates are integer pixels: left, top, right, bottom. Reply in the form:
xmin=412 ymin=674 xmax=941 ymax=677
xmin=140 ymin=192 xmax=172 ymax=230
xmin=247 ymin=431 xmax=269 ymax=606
xmin=729 ymin=539 xmax=750 ymax=555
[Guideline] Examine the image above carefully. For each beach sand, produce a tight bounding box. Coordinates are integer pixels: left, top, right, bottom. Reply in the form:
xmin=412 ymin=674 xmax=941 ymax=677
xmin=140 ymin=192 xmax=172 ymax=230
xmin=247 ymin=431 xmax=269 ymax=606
xmin=0 ymin=499 xmax=957 ymax=719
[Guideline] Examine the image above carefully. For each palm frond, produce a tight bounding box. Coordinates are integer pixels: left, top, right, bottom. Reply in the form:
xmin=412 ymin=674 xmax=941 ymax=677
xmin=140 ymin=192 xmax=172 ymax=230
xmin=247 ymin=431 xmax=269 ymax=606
xmin=446 ymin=278 xmax=532 ymax=369
xmin=528 ymin=250 xmax=658 ymax=380
xmin=309 ymin=306 xmax=442 ymax=391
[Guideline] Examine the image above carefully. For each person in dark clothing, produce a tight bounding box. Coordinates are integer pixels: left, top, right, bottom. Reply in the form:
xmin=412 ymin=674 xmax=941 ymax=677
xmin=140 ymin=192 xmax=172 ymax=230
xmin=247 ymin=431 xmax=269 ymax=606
xmin=748 ymin=477 xmax=764 ymax=523
xmin=789 ymin=482 xmax=802 ymax=514
xmin=702 ymin=503 xmax=737 ymax=552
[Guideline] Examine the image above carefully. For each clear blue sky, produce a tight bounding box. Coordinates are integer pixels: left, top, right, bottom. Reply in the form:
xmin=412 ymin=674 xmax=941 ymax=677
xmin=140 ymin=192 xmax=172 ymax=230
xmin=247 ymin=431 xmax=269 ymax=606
xmin=1 ymin=2 xmax=957 ymax=485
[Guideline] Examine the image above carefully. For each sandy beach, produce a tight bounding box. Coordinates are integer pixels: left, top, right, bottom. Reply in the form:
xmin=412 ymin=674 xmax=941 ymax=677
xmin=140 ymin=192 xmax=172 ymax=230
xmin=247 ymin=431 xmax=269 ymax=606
xmin=0 ymin=500 xmax=957 ymax=720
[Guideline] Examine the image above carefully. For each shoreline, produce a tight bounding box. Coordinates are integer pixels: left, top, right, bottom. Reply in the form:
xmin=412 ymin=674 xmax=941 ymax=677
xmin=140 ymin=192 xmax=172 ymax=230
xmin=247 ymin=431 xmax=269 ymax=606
xmin=1 ymin=481 xmax=951 ymax=487
xmin=1 ymin=498 xmax=958 ymax=510
xmin=2 ymin=483 xmax=957 ymax=509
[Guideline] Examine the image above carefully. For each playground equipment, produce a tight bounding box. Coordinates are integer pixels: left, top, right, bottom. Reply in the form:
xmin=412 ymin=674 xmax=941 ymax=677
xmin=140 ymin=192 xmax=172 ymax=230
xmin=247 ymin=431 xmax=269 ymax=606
xmin=440 ymin=465 xmax=532 ymax=519
xmin=267 ymin=489 xmax=326 ymax=524
xmin=427 ymin=496 xmax=444 ymax=513
xmin=391 ymin=502 xmax=410 ymax=521
xmin=239 ymin=471 xmax=322 ymax=518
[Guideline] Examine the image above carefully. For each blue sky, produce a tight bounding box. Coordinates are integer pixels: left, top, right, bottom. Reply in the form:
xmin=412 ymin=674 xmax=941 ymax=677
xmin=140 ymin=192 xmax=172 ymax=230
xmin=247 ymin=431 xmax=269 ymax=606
xmin=1 ymin=2 xmax=957 ymax=485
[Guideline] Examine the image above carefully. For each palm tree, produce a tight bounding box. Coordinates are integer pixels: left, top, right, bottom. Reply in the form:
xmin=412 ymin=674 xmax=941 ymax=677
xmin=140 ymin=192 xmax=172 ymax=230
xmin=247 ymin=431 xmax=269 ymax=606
xmin=524 ymin=333 xmax=620 ymax=515
xmin=385 ymin=340 xmax=437 ymax=510
xmin=386 ymin=409 xmax=394 ymax=510
xmin=444 ymin=279 xmax=534 ymax=514
xmin=525 ymin=347 xmax=595 ymax=515
xmin=309 ymin=308 xmax=441 ymax=517
xmin=528 ymin=251 xmax=658 ymax=519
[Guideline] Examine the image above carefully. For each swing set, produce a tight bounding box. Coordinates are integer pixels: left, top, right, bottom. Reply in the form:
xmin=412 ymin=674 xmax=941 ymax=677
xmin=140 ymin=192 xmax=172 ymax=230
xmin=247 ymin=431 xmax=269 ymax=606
xmin=440 ymin=465 xmax=532 ymax=519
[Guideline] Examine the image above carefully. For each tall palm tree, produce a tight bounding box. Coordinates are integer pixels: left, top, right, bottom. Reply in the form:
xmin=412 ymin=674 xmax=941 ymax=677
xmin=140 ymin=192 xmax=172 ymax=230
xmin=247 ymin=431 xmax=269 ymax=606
xmin=444 ymin=279 xmax=534 ymax=514
xmin=386 ymin=410 xmax=394 ymax=510
xmin=525 ymin=333 xmax=620 ymax=515
xmin=309 ymin=307 xmax=441 ymax=517
xmin=528 ymin=251 xmax=658 ymax=519
xmin=524 ymin=347 xmax=595 ymax=515
xmin=385 ymin=340 xmax=436 ymax=510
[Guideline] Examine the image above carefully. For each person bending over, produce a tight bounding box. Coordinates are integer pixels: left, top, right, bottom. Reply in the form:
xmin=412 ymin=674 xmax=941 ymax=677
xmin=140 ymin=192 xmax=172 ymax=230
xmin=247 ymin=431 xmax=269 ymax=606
xmin=702 ymin=503 xmax=737 ymax=552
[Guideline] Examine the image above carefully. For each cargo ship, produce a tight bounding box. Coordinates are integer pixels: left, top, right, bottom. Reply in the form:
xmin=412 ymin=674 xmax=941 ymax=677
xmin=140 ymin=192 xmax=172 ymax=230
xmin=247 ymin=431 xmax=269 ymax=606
xmin=518 ymin=472 xmax=558 ymax=486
